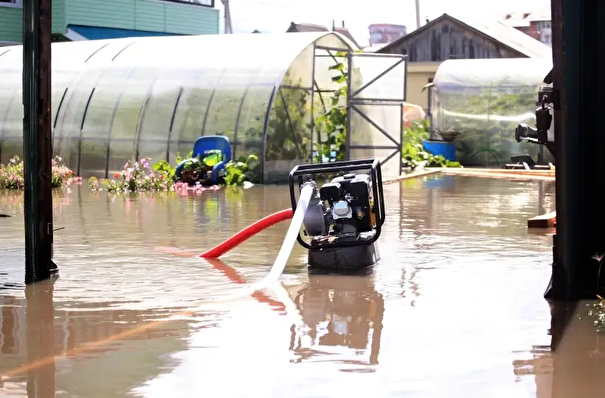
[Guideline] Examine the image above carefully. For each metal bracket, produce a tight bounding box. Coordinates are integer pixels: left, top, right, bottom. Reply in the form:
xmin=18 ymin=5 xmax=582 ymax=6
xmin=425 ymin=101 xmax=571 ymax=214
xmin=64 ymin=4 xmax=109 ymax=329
xmin=539 ymin=87 xmax=560 ymax=110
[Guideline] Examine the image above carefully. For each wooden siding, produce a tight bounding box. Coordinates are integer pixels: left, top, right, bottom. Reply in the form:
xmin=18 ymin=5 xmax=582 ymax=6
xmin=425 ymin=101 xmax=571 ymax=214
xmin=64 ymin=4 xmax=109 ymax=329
xmin=380 ymin=19 xmax=522 ymax=62
xmin=0 ymin=0 xmax=217 ymax=42
xmin=0 ymin=1 xmax=66 ymax=42
xmin=65 ymin=0 xmax=219 ymax=35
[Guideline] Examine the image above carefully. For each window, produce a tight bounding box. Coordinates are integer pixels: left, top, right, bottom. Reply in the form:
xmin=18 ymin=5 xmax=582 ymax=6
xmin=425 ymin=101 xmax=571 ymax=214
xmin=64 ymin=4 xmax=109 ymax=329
xmin=162 ymin=0 xmax=214 ymax=7
xmin=0 ymin=0 xmax=21 ymax=7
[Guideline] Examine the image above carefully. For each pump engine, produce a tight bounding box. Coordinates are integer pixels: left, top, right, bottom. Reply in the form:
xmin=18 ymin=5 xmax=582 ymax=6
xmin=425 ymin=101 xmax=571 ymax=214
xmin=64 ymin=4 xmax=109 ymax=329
xmin=514 ymin=67 xmax=556 ymax=160
xmin=289 ymin=159 xmax=385 ymax=270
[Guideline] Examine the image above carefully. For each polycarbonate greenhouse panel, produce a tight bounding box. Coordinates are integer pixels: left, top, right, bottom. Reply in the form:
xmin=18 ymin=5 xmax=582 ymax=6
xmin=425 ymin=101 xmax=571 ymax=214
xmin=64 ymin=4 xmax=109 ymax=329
xmin=350 ymin=54 xmax=406 ymax=101
xmin=263 ymin=37 xmax=353 ymax=183
xmin=0 ymin=32 xmax=357 ymax=181
xmin=431 ymin=58 xmax=554 ymax=166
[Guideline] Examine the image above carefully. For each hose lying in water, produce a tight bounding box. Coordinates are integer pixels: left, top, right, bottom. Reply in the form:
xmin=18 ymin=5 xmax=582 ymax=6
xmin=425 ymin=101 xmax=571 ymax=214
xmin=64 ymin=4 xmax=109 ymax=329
xmin=182 ymin=183 xmax=315 ymax=308
xmin=200 ymin=209 xmax=294 ymax=258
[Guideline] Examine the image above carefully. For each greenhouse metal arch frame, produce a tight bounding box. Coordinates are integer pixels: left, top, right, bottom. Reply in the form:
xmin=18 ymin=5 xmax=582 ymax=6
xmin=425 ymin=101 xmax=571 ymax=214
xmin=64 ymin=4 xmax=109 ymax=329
xmin=311 ymin=44 xmax=408 ymax=176
xmin=0 ymin=32 xmax=407 ymax=181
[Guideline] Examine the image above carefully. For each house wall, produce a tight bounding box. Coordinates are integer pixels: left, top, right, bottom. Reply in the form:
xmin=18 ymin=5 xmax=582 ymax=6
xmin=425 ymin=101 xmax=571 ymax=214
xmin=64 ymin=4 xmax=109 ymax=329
xmin=0 ymin=1 xmax=66 ymax=43
xmin=0 ymin=0 xmax=218 ymax=43
xmin=406 ymin=62 xmax=440 ymax=110
xmin=380 ymin=19 xmax=521 ymax=62
xmin=64 ymin=0 xmax=218 ymax=35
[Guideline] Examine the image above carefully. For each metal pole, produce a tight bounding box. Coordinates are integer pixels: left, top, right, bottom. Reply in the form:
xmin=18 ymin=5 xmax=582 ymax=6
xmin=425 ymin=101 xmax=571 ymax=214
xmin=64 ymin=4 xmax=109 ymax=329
xmin=23 ymin=0 xmax=57 ymax=285
xmin=310 ymin=44 xmax=316 ymax=163
xmin=345 ymin=50 xmax=352 ymax=161
xmin=414 ymin=0 xmax=421 ymax=30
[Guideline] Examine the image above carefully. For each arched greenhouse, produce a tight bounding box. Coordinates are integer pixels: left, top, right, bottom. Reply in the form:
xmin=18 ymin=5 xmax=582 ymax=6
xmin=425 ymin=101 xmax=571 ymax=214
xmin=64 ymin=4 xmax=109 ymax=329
xmin=0 ymin=32 xmax=407 ymax=182
xmin=430 ymin=57 xmax=554 ymax=166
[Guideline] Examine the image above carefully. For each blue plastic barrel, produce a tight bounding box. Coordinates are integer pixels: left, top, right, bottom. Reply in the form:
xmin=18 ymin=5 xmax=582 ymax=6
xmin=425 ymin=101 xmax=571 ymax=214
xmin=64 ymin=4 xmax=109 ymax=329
xmin=422 ymin=140 xmax=456 ymax=161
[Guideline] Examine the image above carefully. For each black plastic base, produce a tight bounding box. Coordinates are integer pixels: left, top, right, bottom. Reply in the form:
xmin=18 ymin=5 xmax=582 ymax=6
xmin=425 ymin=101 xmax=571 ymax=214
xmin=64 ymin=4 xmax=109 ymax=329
xmin=308 ymin=242 xmax=380 ymax=270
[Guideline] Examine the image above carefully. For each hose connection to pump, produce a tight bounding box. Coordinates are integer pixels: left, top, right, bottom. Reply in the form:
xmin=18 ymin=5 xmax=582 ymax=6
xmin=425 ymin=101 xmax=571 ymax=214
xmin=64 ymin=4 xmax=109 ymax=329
xmin=190 ymin=182 xmax=316 ymax=306
xmin=263 ymin=182 xmax=314 ymax=283
xmin=155 ymin=182 xmax=315 ymax=311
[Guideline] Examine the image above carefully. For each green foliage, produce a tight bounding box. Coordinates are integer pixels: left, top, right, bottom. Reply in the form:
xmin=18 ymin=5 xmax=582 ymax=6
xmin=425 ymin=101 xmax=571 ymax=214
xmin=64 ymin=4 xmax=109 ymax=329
xmin=175 ymin=151 xmax=193 ymax=166
xmin=315 ymin=51 xmax=348 ymax=163
xmin=402 ymin=120 xmax=462 ymax=169
xmin=152 ymin=160 xmax=177 ymax=180
xmin=224 ymin=154 xmax=259 ymax=186
xmin=88 ymin=147 xmax=260 ymax=192
xmin=266 ymin=72 xmax=311 ymax=162
xmin=0 ymin=155 xmax=77 ymax=190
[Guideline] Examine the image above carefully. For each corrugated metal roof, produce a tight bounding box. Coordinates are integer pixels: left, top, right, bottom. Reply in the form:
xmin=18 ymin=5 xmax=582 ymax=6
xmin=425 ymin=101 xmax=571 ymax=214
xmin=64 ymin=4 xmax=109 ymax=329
xmin=286 ymin=22 xmax=360 ymax=48
xmin=379 ymin=13 xmax=552 ymax=59
xmin=448 ymin=13 xmax=551 ymax=58
xmin=502 ymin=5 xmax=551 ymax=23
xmin=287 ymin=22 xmax=329 ymax=33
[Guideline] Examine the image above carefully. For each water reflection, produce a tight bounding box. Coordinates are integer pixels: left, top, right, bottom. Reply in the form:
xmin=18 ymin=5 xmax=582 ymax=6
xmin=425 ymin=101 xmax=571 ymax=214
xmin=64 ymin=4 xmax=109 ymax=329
xmin=290 ymin=271 xmax=384 ymax=369
xmin=0 ymin=175 xmax=574 ymax=397
xmin=0 ymin=279 xmax=56 ymax=397
xmin=25 ymin=279 xmax=56 ymax=398
xmin=548 ymin=301 xmax=605 ymax=398
xmin=0 ymin=276 xmax=196 ymax=398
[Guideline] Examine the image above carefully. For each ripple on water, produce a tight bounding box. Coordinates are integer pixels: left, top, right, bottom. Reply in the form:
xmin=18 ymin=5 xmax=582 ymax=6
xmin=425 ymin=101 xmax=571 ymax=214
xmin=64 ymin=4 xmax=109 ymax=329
xmin=0 ymin=176 xmax=558 ymax=398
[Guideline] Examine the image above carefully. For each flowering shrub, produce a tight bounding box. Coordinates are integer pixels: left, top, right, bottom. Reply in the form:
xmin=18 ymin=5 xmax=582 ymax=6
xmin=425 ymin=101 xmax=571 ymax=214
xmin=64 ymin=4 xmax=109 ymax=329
xmin=87 ymin=152 xmax=257 ymax=194
xmin=88 ymin=158 xmax=174 ymax=193
xmin=0 ymin=155 xmax=78 ymax=189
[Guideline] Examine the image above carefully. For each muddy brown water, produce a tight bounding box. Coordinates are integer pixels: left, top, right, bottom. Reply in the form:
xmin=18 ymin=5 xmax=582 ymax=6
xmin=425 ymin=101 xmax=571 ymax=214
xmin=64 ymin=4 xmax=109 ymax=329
xmin=0 ymin=175 xmax=599 ymax=398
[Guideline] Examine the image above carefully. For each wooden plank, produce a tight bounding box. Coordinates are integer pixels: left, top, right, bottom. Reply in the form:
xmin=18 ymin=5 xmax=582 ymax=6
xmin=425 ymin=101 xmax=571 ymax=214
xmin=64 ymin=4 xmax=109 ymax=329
xmin=465 ymin=168 xmax=555 ymax=177
xmin=384 ymin=169 xmax=442 ymax=185
xmin=528 ymin=211 xmax=557 ymax=228
xmin=441 ymin=168 xmax=556 ymax=181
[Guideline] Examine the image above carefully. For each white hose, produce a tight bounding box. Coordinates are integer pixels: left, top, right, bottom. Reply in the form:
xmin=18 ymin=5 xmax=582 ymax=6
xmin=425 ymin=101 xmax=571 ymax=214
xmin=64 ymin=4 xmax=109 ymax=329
xmin=259 ymin=183 xmax=314 ymax=286
xmin=180 ymin=183 xmax=315 ymax=313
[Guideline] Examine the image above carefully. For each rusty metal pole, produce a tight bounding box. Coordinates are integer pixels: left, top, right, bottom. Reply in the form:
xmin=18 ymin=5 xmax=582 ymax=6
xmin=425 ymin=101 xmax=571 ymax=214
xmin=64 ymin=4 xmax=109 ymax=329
xmin=23 ymin=0 xmax=57 ymax=285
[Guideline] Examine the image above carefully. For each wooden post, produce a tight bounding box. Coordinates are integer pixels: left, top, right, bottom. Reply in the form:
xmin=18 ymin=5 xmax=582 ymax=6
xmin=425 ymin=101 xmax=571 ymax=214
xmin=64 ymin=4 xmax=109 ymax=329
xmin=548 ymin=0 xmax=605 ymax=300
xmin=23 ymin=0 xmax=57 ymax=284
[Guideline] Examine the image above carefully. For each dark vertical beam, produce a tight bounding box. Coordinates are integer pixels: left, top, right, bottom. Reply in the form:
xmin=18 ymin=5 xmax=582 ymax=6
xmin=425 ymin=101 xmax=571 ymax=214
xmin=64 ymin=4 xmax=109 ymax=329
xmin=23 ymin=0 xmax=56 ymax=285
xmin=549 ymin=0 xmax=605 ymax=300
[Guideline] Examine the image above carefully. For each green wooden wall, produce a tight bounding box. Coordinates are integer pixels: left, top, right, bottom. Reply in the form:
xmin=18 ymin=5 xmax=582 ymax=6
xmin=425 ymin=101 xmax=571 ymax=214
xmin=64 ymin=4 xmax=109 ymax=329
xmin=0 ymin=0 xmax=218 ymax=43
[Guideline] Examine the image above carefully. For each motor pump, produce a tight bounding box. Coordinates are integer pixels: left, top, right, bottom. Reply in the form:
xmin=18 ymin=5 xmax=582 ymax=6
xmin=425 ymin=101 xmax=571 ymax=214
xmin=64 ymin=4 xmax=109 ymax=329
xmin=289 ymin=159 xmax=385 ymax=270
xmin=514 ymin=67 xmax=556 ymax=160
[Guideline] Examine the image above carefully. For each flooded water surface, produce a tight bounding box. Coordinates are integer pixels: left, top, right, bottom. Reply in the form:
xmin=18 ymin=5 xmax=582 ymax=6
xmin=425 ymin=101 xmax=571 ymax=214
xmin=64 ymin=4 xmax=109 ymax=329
xmin=1 ymin=175 xmax=596 ymax=398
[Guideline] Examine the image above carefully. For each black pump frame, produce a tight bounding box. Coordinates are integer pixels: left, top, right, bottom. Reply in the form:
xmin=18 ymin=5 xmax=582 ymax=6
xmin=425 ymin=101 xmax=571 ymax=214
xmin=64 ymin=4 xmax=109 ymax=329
xmin=288 ymin=159 xmax=386 ymax=250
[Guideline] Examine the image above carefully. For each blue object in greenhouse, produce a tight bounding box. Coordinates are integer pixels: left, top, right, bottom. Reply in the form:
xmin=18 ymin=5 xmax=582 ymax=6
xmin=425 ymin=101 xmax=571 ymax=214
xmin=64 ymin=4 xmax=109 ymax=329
xmin=422 ymin=140 xmax=456 ymax=161
xmin=175 ymin=136 xmax=232 ymax=184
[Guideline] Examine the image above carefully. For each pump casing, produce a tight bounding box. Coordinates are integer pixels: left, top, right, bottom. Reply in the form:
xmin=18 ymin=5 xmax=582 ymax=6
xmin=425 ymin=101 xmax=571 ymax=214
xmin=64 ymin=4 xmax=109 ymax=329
xmin=289 ymin=159 xmax=385 ymax=270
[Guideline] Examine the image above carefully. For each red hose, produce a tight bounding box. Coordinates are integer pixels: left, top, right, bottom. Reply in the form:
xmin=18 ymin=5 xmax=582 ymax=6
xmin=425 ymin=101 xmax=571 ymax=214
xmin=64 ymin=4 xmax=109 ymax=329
xmin=199 ymin=208 xmax=294 ymax=258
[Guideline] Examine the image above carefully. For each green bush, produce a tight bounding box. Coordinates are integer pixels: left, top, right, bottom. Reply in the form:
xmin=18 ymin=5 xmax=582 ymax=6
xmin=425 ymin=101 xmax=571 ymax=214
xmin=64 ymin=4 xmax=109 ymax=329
xmin=402 ymin=120 xmax=462 ymax=169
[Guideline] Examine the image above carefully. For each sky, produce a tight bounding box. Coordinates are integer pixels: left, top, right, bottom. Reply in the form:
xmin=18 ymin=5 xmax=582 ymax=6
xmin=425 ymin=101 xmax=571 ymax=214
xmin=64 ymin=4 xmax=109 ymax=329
xmin=213 ymin=0 xmax=550 ymax=47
